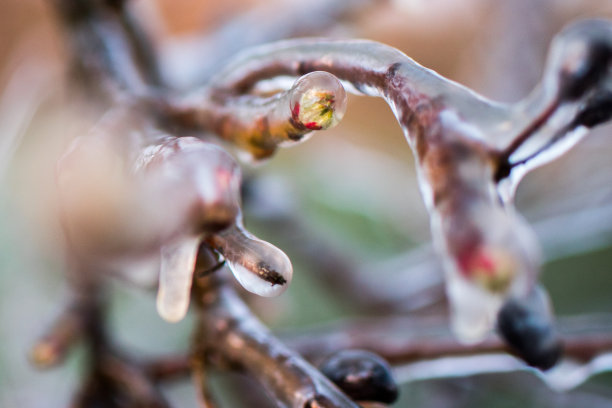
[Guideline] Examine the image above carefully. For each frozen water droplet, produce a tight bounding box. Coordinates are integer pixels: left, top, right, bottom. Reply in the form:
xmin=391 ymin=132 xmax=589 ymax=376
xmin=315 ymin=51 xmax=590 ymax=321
xmin=212 ymin=225 xmax=292 ymax=297
xmin=290 ymin=71 xmax=347 ymax=130
xmin=156 ymin=235 xmax=200 ymax=322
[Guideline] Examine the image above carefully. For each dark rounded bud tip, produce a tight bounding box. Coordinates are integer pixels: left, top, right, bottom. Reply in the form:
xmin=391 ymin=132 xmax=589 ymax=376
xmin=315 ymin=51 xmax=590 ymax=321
xmin=556 ymin=21 xmax=612 ymax=100
xmin=572 ymin=87 xmax=612 ymax=128
xmin=497 ymin=299 xmax=564 ymax=370
xmin=318 ymin=349 xmax=399 ymax=404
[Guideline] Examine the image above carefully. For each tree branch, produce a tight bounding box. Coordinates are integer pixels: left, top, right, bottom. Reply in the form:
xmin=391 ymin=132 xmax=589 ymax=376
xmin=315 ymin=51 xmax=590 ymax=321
xmin=193 ymin=276 xmax=361 ymax=408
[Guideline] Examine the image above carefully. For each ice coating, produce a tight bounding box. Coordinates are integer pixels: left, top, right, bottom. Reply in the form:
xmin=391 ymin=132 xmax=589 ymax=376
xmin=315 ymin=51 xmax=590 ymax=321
xmin=423 ymin=155 xmax=542 ymax=343
xmin=442 ymin=208 xmax=540 ymax=343
xmin=446 ymin=271 xmax=504 ymax=343
xmin=175 ymin=22 xmax=612 ymax=345
xmin=289 ymin=71 xmax=347 ymax=131
xmin=156 ymin=235 xmax=201 ymax=322
xmin=209 ymin=224 xmax=293 ymax=297
xmin=135 ymin=137 xmax=242 ymax=233
xmin=187 ymin=71 xmax=348 ymax=160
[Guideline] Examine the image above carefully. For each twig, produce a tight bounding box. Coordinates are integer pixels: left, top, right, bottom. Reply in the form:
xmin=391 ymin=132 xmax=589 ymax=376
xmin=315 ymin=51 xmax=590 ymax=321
xmin=282 ymin=314 xmax=612 ymax=367
xmin=30 ymin=300 xmax=89 ymax=368
xmin=193 ymin=276 xmax=360 ymax=408
xmin=144 ymin=354 xmax=192 ymax=382
xmin=192 ymin=358 xmax=220 ymax=408
xmin=162 ymin=71 xmax=347 ymax=160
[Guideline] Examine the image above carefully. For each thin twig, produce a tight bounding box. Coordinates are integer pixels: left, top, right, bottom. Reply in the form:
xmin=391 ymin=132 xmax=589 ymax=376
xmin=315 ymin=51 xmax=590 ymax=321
xmin=282 ymin=315 xmax=612 ymax=366
xmin=30 ymin=300 xmax=88 ymax=368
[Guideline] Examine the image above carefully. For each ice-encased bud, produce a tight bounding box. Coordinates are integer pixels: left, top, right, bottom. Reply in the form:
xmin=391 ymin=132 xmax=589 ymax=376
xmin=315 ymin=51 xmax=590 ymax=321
xmin=210 ymin=224 xmax=292 ymax=297
xmin=458 ymin=246 xmax=518 ymax=294
xmin=443 ymin=207 xmax=540 ymax=343
xmin=156 ymin=235 xmax=201 ymax=322
xmin=448 ymin=243 xmax=536 ymax=343
xmin=290 ymin=71 xmax=347 ymax=131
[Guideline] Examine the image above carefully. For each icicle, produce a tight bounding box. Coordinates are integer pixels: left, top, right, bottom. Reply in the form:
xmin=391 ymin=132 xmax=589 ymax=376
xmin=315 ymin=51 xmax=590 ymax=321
xmin=209 ymin=223 xmax=292 ymax=297
xmin=156 ymin=235 xmax=201 ymax=322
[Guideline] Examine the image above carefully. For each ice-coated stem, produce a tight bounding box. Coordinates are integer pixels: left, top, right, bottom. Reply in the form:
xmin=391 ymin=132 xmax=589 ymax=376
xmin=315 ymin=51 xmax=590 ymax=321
xmin=207 ymin=220 xmax=293 ymax=298
xmin=495 ymin=19 xmax=612 ymax=188
xmin=163 ymin=71 xmax=347 ymax=160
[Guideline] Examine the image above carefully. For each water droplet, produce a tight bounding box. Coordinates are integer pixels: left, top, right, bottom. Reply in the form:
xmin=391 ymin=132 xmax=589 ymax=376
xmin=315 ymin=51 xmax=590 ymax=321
xmin=290 ymin=71 xmax=347 ymax=131
xmin=156 ymin=235 xmax=201 ymax=322
xmin=211 ymin=225 xmax=292 ymax=297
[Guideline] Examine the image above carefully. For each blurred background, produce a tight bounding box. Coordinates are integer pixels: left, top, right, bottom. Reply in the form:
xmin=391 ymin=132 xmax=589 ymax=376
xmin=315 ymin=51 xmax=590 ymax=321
xmin=1 ymin=0 xmax=612 ymax=407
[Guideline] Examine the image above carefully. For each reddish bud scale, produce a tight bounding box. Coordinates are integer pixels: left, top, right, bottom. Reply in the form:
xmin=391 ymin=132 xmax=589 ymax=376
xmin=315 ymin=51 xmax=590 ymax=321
xmin=291 ymin=102 xmax=300 ymax=119
xmin=458 ymin=249 xmax=496 ymax=278
xmin=456 ymin=246 xmax=516 ymax=293
xmin=305 ymin=122 xmax=322 ymax=130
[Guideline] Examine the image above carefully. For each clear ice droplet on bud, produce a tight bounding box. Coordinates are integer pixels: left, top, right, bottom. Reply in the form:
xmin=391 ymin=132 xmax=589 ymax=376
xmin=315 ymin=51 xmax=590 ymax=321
xmin=210 ymin=225 xmax=293 ymax=297
xmin=156 ymin=235 xmax=201 ymax=322
xmin=290 ymin=71 xmax=347 ymax=131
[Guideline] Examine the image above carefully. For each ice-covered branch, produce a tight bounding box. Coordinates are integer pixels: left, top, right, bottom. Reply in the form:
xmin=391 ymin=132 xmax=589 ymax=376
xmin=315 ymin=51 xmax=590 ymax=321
xmin=193 ymin=276 xmax=361 ymax=408
xmin=164 ymin=71 xmax=347 ymax=160
xmin=496 ymin=19 xmax=612 ymax=187
xmin=184 ymin=20 xmax=612 ymax=344
xmin=57 ymin=106 xmax=298 ymax=323
xmin=163 ymin=37 xmax=539 ymax=342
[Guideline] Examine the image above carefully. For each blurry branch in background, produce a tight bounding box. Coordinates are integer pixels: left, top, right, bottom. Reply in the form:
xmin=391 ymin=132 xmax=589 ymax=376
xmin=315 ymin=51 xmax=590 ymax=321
xmin=26 ymin=0 xmax=612 ymax=406
xmin=104 ymin=314 xmax=612 ymax=393
xmin=283 ymin=314 xmax=612 ymax=390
